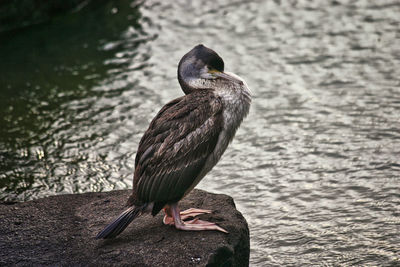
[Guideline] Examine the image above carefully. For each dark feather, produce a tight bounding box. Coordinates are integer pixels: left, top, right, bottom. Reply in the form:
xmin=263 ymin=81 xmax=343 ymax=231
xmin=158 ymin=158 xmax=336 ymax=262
xmin=96 ymin=204 xmax=147 ymax=239
xmin=132 ymin=89 xmax=223 ymax=215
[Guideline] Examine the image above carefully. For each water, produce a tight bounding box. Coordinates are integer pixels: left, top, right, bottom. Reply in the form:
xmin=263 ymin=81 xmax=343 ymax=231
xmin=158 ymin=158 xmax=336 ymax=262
xmin=0 ymin=0 xmax=399 ymax=265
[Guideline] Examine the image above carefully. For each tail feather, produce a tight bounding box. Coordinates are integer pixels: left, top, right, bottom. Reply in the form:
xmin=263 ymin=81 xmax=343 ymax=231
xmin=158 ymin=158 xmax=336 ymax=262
xmin=96 ymin=205 xmax=145 ymax=239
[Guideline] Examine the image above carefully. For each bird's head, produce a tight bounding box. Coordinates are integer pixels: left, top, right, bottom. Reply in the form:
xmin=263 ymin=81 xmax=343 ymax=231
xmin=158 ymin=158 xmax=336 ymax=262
xmin=178 ymin=44 xmax=243 ymax=94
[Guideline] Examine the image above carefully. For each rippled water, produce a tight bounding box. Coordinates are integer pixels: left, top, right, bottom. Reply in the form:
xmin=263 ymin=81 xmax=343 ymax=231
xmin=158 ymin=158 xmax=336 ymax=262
xmin=1 ymin=0 xmax=399 ymax=265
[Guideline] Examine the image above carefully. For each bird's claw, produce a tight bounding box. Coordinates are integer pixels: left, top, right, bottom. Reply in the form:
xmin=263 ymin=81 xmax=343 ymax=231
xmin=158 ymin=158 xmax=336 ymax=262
xmin=163 ymin=207 xmax=228 ymax=233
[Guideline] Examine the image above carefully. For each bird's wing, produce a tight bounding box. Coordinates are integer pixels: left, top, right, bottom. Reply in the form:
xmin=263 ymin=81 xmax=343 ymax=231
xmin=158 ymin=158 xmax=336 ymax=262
xmin=133 ymin=90 xmax=223 ymax=204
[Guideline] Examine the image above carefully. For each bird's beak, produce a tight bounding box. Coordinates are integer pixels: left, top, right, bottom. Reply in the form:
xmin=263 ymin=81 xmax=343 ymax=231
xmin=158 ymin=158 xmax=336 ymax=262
xmin=212 ymin=71 xmax=244 ymax=85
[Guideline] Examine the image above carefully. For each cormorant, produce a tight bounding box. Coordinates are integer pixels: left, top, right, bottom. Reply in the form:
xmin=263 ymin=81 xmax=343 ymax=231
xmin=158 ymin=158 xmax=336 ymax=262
xmin=96 ymin=44 xmax=251 ymax=238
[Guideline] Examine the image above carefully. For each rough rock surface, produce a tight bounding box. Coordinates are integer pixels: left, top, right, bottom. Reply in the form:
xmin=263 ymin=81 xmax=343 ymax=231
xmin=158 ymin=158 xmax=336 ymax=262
xmin=0 ymin=189 xmax=249 ymax=266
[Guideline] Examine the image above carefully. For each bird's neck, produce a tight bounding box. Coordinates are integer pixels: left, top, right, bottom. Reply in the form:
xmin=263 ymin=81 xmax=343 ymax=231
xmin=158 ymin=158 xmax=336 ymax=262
xmin=177 ymin=72 xmax=194 ymax=94
xmin=215 ymin=73 xmax=251 ymax=135
xmin=178 ymin=75 xmax=217 ymax=95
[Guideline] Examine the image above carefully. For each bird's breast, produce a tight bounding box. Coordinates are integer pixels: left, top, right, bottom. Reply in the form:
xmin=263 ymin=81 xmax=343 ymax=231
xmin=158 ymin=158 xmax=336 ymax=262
xmin=192 ymin=78 xmax=251 ymax=187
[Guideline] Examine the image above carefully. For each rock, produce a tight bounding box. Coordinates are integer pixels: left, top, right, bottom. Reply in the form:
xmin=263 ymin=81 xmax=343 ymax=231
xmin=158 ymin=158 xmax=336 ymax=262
xmin=0 ymin=189 xmax=249 ymax=266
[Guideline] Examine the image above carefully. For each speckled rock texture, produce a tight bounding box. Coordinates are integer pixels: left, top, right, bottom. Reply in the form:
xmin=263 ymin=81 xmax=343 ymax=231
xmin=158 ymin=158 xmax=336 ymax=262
xmin=0 ymin=189 xmax=249 ymax=266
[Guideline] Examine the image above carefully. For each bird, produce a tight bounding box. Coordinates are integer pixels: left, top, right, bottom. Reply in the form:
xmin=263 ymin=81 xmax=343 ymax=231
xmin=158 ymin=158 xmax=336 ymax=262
xmin=96 ymin=44 xmax=251 ymax=239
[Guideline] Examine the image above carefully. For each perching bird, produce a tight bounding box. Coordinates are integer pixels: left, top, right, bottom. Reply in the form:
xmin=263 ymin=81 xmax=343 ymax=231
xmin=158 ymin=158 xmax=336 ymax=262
xmin=96 ymin=44 xmax=251 ymax=239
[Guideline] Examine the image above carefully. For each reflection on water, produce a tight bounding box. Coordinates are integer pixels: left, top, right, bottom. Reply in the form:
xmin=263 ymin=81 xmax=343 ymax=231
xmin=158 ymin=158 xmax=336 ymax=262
xmin=0 ymin=1 xmax=154 ymax=199
xmin=0 ymin=0 xmax=399 ymax=265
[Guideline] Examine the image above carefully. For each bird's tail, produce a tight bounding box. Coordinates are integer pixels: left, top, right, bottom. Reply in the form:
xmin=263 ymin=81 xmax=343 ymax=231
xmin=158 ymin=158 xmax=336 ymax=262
xmin=96 ymin=204 xmax=146 ymax=239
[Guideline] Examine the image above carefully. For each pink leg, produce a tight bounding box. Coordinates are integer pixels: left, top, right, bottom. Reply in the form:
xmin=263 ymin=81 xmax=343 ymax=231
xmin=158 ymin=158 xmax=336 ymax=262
xmin=163 ymin=204 xmax=228 ymax=233
xmin=163 ymin=206 xmax=174 ymax=225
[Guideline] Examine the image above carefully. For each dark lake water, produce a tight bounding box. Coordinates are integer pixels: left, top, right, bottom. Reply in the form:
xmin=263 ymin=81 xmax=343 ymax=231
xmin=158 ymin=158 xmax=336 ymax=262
xmin=1 ymin=0 xmax=399 ymax=265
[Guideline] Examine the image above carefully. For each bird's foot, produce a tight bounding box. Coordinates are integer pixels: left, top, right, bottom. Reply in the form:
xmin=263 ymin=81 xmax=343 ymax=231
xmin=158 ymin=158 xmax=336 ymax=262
xmin=163 ymin=206 xmax=228 ymax=233
xmin=176 ymin=218 xmax=228 ymax=233
xmin=163 ymin=208 xmax=211 ymax=225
